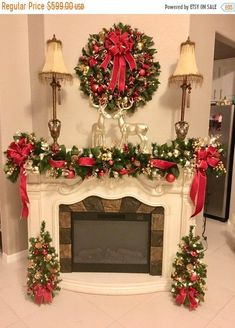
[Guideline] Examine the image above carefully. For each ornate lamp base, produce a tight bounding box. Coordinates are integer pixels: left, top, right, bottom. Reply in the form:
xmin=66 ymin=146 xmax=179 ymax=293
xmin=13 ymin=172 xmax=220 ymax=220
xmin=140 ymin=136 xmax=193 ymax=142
xmin=175 ymin=121 xmax=189 ymax=140
xmin=48 ymin=119 xmax=61 ymax=151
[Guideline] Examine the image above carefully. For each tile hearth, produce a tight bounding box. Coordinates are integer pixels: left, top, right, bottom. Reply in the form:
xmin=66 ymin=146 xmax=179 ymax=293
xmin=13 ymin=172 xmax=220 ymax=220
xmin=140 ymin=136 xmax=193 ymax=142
xmin=59 ymin=196 xmax=164 ymax=276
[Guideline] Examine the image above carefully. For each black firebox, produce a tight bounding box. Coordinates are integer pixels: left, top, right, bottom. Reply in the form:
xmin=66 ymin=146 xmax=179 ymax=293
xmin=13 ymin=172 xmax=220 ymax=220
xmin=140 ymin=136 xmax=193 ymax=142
xmin=72 ymin=212 xmax=151 ymax=273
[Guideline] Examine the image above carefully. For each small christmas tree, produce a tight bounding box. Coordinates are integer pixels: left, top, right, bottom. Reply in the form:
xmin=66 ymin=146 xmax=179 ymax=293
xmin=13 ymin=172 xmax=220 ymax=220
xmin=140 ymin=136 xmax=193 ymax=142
xmin=171 ymin=225 xmax=207 ymax=310
xmin=27 ymin=221 xmax=61 ymax=305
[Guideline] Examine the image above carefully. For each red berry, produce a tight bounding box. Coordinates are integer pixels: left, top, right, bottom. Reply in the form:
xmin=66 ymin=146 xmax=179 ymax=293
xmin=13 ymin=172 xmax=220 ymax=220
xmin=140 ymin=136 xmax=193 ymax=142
xmin=139 ymin=69 xmax=146 ymax=76
xmin=97 ymin=85 xmax=104 ymax=94
xmin=91 ymin=84 xmax=99 ymax=93
xmin=42 ymin=249 xmax=48 ymax=256
xmin=109 ymin=160 xmax=114 ymax=166
xmin=98 ymin=170 xmax=105 ymax=177
xmin=65 ymin=170 xmax=75 ymax=179
xmin=93 ymin=45 xmax=99 ymax=53
xmin=166 ymin=173 xmax=176 ymax=183
xmin=191 ymin=251 xmax=198 ymax=257
xmin=190 ymin=273 xmax=198 ymax=282
xmin=51 ymin=143 xmax=60 ymax=153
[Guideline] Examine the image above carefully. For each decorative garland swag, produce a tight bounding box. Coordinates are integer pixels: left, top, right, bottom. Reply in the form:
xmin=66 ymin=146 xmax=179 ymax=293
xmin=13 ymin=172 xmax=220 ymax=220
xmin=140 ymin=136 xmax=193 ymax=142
xmin=4 ymin=132 xmax=225 ymax=220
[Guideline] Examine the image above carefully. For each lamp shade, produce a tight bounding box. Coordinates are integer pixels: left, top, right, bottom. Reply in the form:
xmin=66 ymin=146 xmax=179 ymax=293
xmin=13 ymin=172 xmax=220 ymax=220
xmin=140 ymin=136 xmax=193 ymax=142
xmin=39 ymin=35 xmax=72 ymax=82
xmin=169 ymin=37 xmax=203 ymax=85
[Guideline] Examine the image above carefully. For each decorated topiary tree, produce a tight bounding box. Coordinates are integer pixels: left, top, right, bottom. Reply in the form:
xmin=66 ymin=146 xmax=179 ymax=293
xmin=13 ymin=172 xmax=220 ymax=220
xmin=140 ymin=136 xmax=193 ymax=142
xmin=171 ymin=225 xmax=207 ymax=310
xmin=27 ymin=221 xmax=61 ymax=305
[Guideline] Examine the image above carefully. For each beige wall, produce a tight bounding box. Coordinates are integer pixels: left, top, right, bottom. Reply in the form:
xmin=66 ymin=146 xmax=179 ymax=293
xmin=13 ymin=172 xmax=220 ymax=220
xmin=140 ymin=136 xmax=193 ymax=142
xmin=42 ymin=15 xmax=190 ymax=146
xmin=0 ymin=16 xmax=33 ymax=255
xmin=0 ymin=14 xmax=234 ymax=255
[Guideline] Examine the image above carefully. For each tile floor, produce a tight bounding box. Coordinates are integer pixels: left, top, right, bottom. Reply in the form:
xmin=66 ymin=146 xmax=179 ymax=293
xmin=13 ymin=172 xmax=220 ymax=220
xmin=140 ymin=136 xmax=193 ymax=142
xmin=0 ymin=218 xmax=235 ymax=328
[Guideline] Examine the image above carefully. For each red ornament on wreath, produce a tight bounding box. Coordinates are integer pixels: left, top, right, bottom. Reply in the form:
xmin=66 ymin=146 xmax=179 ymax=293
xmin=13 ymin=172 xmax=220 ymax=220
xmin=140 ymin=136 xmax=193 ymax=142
xmin=42 ymin=249 xmax=48 ymax=256
xmin=166 ymin=173 xmax=176 ymax=183
xmin=139 ymin=69 xmax=146 ymax=77
xmin=75 ymin=22 xmax=160 ymax=113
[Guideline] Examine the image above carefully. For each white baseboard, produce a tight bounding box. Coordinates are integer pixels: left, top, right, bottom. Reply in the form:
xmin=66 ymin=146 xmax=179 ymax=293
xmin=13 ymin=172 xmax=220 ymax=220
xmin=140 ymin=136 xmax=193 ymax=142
xmin=2 ymin=249 xmax=27 ymax=264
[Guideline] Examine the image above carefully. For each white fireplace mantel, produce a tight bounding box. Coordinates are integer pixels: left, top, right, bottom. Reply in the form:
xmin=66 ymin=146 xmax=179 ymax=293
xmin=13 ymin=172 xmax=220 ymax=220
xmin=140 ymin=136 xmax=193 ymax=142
xmin=27 ymin=172 xmax=195 ymax=295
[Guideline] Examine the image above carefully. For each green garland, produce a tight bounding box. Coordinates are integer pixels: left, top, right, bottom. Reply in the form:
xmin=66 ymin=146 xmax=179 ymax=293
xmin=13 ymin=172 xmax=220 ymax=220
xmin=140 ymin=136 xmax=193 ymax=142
xmin=4 ymin=132 xmax=226 ymax=183
xmin=75 ymin=22 xmax=160 ymax=113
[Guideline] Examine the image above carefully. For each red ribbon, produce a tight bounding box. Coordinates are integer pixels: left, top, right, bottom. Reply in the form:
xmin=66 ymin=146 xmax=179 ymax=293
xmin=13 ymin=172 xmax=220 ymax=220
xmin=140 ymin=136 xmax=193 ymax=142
xmin=7 ymin=138 xmax=34 ymax=219
xmin=175 ymin=287 xmax=198 ymax=310
xmin=77 ymin=157 xmax=96 ymax=166
xmin=190 ymin=147 xmax=220 ymax=217
xmin=117 ymin=168 xmax=130 ymax=175
xmin=34 ymin=284 xmax=53 ymax=305
xmin=150 ymin=159 xmax=177 ymax=170
xmin=101 ymin=29 xmax=136 ymax=92
xmin=49 ymin=159 xmax=66 ymax=168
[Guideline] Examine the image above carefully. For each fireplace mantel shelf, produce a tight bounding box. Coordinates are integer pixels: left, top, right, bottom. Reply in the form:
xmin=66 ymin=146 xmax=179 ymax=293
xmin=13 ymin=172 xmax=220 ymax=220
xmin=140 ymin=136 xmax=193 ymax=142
xmin=27 ymin=171 xmax=195 ymax=295
xmin=27 ymin=170 xmax=192 ymax=196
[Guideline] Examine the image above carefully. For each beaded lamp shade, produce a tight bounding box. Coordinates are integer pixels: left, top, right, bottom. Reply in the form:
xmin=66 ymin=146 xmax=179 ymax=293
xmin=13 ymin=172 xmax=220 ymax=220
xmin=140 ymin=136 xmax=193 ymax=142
xmin=39 ymin=34 xmax=72 ymax=82
xmin=169 ymin=37 xmax=203 ymax=85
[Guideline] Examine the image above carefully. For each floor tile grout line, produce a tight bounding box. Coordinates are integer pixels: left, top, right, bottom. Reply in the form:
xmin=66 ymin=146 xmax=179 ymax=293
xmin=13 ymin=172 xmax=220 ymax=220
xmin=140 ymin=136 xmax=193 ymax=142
xmin=205 ymin=242 xmax=227 ymax=256
xmin=80 ymin=291 xmax=158 ymax=322
xmin=203 ymin=295 xmax=235 ymax=328
xmin=104 ymin=319 xmax=127 ymax=328
xmin=0 ymin=286 xmax=45 ymax=325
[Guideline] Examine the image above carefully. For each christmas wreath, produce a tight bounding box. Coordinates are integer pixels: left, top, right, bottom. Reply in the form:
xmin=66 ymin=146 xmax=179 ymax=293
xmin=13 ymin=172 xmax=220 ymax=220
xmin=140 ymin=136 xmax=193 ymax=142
xmin=75 ymin=22 xmax=160 ymax=113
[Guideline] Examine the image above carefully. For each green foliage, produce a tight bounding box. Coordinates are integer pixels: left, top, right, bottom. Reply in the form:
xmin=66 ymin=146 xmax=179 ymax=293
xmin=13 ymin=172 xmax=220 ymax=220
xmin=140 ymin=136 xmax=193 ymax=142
xmin=3 ymin=132 xmax=226 ymax=183
xmin=171 ymin=226 xmax=207 ymax=310
xmin=74 ymin=22 xmax=161 ymax=113
xmin=27 ymin=221 xmax=61 ymax=304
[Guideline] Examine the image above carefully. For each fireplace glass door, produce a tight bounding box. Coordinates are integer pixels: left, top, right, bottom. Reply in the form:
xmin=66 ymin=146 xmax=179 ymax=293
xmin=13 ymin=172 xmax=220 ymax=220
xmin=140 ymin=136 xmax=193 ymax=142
xmin=72 ymin=212 xmax=150 ymax=273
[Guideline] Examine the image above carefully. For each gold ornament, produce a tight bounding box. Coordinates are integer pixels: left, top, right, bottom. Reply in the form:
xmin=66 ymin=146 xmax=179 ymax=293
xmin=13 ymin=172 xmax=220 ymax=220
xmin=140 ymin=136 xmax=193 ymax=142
xmin=28 ymin=260 xmax=35 ymax=269
xmin=35 ymin=242 xmax=42 ymax=249
xmin=176 ymin=259 xmax=183 ymax=266
xmin=137 ymin=42 xmax=144 ymax=51
xmin=186 ymin=263 xmax=194 ymax=272
xmin=99 ymin=30 xmax=106 ymax=42
xmin=45 ymin=254 xmax=52 ymax=262
xmin=34 ymin=272 xmax=41 ymax=280
xmin=83 ymin=66 xmax=89 ymax=75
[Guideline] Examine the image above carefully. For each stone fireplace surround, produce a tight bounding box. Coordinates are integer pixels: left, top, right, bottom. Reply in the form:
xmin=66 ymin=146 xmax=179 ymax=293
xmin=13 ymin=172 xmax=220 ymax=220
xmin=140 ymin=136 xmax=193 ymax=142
xmin=59 ymin=197 xmax=164 ymax=275
xmin=27 ymin=172 xmax=194 ymax=295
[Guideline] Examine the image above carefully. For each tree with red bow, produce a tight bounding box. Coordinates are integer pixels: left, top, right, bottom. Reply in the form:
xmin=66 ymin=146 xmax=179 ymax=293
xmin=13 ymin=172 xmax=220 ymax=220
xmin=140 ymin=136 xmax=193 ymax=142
xmin=27 ymin=221 xmax=61 ymax=305
xmin=171 ymin=226 xmax=207 ymax=310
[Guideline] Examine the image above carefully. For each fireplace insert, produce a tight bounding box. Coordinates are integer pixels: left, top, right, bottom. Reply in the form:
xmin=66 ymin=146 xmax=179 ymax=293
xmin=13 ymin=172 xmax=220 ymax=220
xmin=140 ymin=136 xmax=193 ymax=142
xmin=72 ymin=212 xmax=151 ymax=273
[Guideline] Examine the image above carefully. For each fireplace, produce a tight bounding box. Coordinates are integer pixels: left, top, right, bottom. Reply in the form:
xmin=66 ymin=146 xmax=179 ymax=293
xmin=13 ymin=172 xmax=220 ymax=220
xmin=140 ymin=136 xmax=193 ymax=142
xmin=59 ymin=197 xmax=164 ymax=275
xmin=72 ymin=212 xmax=150 ymax=273
xmin=27 ymin=173 xmax=194 ymax=294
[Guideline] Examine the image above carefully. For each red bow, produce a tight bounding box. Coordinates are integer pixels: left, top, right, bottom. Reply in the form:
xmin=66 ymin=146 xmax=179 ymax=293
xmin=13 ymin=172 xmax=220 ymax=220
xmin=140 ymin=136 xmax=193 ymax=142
xmin=190 ymin=146 xmax=220 ymax=217
xmin=33 ymin=283 xmax=53 ymax=305
xmin=101 ymin=29 xmax=136 ymax=92
xmin=150 ymin=159 xmax=176 ymax=170
xmin=7 ymin=138 xmax=34 ymax=219
xmin=175 ymin=287 xmax=198 ymax=310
